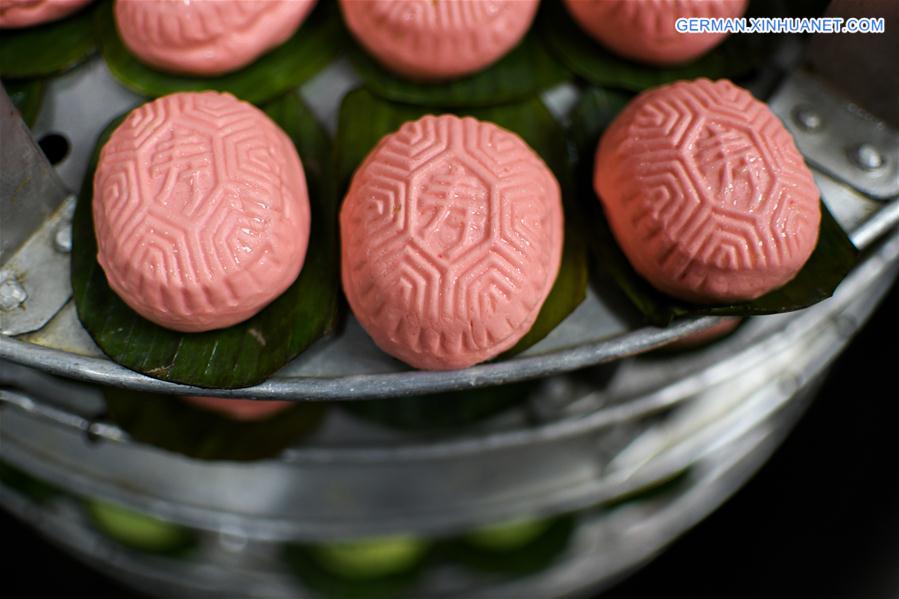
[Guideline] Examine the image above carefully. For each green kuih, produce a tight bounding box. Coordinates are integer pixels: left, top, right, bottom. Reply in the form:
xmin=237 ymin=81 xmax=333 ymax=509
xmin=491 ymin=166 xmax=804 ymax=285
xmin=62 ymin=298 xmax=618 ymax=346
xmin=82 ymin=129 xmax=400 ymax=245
xmin=86 ymin=499 xmax=197 ymax=555
xmin=0 ymin=2 xmax=96 ymax=79
xmin=568 ymin=86 xmax=858 ymax=327
xmin=465 ymin=519 xmax=555 ymax=551
xmin=70 ymin=92 xmax=340 ymax=389
xmin=283 ymin=536 xmax=428 ymax=599
xmin=95 ymin=0 xmax=342 ymax=105
xmin=446 ymin=515 xmax=576 ymax=574
xmin=336 ymin=88 xmax=588 ymax=358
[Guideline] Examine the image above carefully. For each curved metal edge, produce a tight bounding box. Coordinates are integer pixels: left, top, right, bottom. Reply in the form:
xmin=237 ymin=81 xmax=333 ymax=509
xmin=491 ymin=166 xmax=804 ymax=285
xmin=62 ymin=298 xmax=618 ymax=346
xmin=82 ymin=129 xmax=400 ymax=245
xmin=0 ymin=247 xmax=892 ymax=542
xmin=0 ymin=223 xmax=899 ymax=448
xmin=3 ymin=239 xmax=893 ymax=465
xmin=0 ymin=385 xmax=811 ymax=599
xmin=507 ymin=404 xmax=810 ymax=599
xmin=3 ymin=53 xmax=898 ymax=401
xmin=0 ymin=317 xmax=721 ymax=400
xmin=4 ymin=194 xmax=896 ymax=401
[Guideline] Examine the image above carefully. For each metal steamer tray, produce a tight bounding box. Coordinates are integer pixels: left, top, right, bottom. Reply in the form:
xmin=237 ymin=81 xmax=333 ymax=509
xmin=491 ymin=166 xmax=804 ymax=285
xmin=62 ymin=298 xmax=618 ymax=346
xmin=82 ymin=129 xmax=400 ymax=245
xmin=0 ymin=405 xmax=819 ymax=599
xmin=1 ymin=49 xmax=898 ymax=400
xmin=1 ymin=214 xmax=895 ymax=539
xmin=2 ymin=226 xmax=896 ymax=597
xmin=0 ymin=392 xmax=830 ymax=599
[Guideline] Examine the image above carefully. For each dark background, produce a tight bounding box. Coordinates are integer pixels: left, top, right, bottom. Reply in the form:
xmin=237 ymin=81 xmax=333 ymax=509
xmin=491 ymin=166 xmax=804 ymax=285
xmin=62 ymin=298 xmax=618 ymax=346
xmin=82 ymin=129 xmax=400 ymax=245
xmin=4 ymin=278 xmax=898 ymax=598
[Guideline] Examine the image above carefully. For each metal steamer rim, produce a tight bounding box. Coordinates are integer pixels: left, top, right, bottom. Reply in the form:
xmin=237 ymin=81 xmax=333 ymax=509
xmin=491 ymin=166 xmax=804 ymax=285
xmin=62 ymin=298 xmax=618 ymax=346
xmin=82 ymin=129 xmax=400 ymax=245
xmin=2 ymin=222 xmax=897 ymax=539
xmin=1 ymin=34 xmax=898 ymax=400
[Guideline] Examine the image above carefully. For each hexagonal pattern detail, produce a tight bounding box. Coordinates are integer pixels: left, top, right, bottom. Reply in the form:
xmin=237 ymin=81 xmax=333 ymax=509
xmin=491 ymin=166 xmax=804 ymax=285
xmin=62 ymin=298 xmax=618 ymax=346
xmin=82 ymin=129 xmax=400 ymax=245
xmin=341 ymin=115 xmax=564 ymax=370
xmin=0 ymin=0 xmax=91 ymax=28
xmin=340 ymin=0 xmax=540 ymax=80
xmin=595 ymin=78 xmax=821 ymax=303
xmin=115 ymin=0 xmax=317 ymax=75
xmin=93 ymin=91 xmax=309 ymax=332
xmin=563 ymin=0 xmax=748 ymax=65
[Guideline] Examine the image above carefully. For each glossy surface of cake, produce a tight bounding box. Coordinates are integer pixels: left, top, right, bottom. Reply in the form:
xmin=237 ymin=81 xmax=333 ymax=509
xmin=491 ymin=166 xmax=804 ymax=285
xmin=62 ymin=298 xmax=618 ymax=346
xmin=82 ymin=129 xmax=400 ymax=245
xmin=341 ymin=114 xmax=564 ymax=370
xmin=0 ymin=0 xmax=92 ymax=28
xmin=93 ymin=91 xmax=310 ymax=332
xmin=115 ymin=0 xmax=317 ymax=75
xmin=340 ymin=0 xmax=539 ymax=80
xmin=595 ymin=79 xmax=820 ymax=303
xmin=564 ymin=0 xmax=748 ymax=65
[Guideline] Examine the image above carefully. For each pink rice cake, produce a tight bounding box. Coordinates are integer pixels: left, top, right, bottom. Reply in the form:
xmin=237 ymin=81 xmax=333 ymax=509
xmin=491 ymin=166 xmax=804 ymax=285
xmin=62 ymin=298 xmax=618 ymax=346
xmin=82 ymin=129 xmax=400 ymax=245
xmin=0 ymin=0 xmax=92 ymax=28
xmin=114 ymin=0 xmax=318 ymax=76
xmin=182 ymin=396 xmax=292 ymax=421
xmin=595 ymin=79 xmax=820 ymax=304
xmin=564 ymin=0 xmax=748 ymax=65
xmin=93 ymin=91 xmax=310 ymax=332
xmin=341 ymin=114 xmax=564 ymax=371
xmin=339 ymin=0 xmax=540 ymax=81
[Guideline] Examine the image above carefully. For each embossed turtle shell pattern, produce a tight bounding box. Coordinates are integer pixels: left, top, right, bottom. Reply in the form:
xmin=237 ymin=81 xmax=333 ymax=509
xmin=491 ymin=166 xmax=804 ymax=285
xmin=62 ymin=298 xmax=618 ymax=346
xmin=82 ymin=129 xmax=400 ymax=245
xmin=0 ymin=0 xmax=92 ymax=28
xmin=93 ymin=91 xmax=310 ymax=332
xmin=340 ymin=0 xmax=540 ymax=80
xmin=341 ymin=115 xmax=564 ymax=371
xmin=115 ymin=0 xmax=317 ymax=76
xmin=595 ymin=79 xmax=821 ymax=304
xmin=564 ymin=0 xmax=748 ymax=65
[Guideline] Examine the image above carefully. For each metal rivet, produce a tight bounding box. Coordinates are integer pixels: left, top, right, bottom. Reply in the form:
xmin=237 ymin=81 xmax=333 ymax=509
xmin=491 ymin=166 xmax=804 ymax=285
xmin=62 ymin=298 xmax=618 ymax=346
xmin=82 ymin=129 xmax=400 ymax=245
xmin=61 ymin=195 xmax=77 ymax=220
xmin=54 ymin=222 xmax=72 ymax=253
xmin=793 ymin=105 xmax=822 ymax=131
xmin=849 ymin=143 xmax=884 ymax=171
xmin=0 ymin=270 xmax=27 ymax=311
